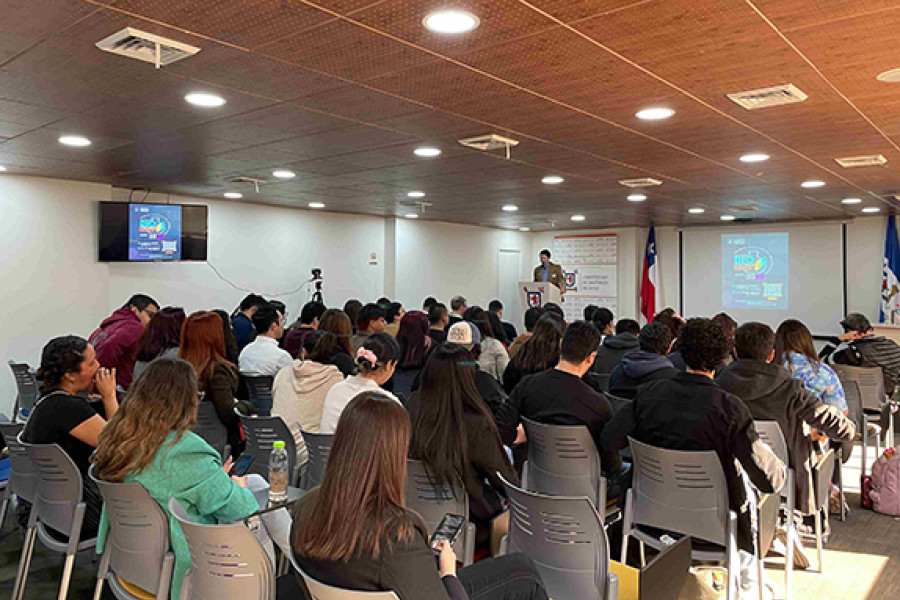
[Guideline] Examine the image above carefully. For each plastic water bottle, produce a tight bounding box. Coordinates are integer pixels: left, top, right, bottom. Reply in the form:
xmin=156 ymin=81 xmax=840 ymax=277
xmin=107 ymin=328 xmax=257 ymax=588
xmin=268 ymin=440 xmax=289 ymax=503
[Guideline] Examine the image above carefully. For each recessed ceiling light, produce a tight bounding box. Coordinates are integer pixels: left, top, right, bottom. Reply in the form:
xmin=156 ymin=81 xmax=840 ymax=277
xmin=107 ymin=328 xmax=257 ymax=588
xmin=184 ymin=92 xmax=226 ymax=107
xmin=720 ymin=215 xmax=736 ymax=221
xmin=519 ymin=227 xmax=531 ymax=232
xmin=423 ymin=10 xmax=479 ymax=34
xmin=407 ymin=191 xmax=425 ymax=198
xmin=876 ymin=67 xmax=900 ymax=83
xmin=571 ymin=214 xmax=586 ymax=222
xmin=224 ymin=192 xmax=243 ymax=199
xmin=308 ymin=202 xmax=325 ymax=209
xmin=688 ymin=207 xmax=705 ymax=214
xmin=841 ymin=198 xmax=862 ymax=205
xmin=627 ymin=194 xmax=647 ymax=202
xmin=58 ymin=135 xmax=91 ymax=147
xmin=414 ymin=147 xmax=441 ymax=157
xmin=740 ymin=153 xmax=770 ymax=163
xmin=502 ymin=204 xmax=518 ymax=212
xmin=801 ymin=180 xmax=825 ymax=188
xmin=863 ymin=207 xmax=881 ymax=213
xmin=636 ymin=107 xmax=675 ymax=121
xmin=0 ymin=166 xmax=6 ymax=172
xmin=542 ymin=175 xmax=564 ymax=185
xmin=405 ymin=213 xmax=419 ymax=219
xmin=272 ymin=170 xmax=296 ymax=179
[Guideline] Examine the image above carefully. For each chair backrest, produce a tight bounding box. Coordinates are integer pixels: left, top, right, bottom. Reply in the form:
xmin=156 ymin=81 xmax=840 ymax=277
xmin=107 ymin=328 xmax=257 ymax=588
xmin=244 ymin=375 xmax=275 ymax=416
xmin=193 ymin=401 xmax=229 ymax=458
xmin=20 ymin=437 xmax=83 ymax=535
xmin=292 ymin=557 xmax=400 ymax=599
xmin=0 ymin=422 xmax=35 ymax=503
xmin=8 ymin=361 xmax=39 ymax=416
xmin=842 ymin=380 xmax=865 ymax=434
xmin=168 ymin=498 xmax=274 ymax=600
xmin=754 ymin=421 xmax=789 ymax=466
xmin=831 ymin=364 xmax=886 ymax=411
xmin=89 ymin=466 xmax=171 ymax=595
xmin=500 ymin=474 xmax=613 ymax=600
xmin=300 ymin=430 xmax=333 ymax=490
xmin=812 ymin=449 xmax=836 ymax=512
xmin=405 ymin=459 xmax=469 ymax=556
xmin=238 ymin=414 xmax=297 ymax=480
xmin=522 ymin=418 xmax=602 ymax=505
xmin=628 ymin=437 xmax=730 ymax=547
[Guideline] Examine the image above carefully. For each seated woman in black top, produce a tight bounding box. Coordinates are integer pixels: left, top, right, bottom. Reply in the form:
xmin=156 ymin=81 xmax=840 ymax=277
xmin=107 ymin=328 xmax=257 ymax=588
xmin=292 ymin=391 xmax=548 ymax=600
xmin=502 ymin=313 xmax=565 ymax=393
xmin=315 ymin=308 xmax=357 ymax=377
xmin=407 ymin=344 xmax=519 ymax=532
xmin=22 ymin=335 xmax=119 ymax=537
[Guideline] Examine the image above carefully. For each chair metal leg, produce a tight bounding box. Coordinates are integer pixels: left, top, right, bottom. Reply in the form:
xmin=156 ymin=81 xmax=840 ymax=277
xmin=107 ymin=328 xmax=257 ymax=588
xmin=620 ymin=490 xmax=632 ymax=565
xmin=58 ymin=552 xmax=76 ymax=600
xmin=638 ymin=540 xmax=646 ymax=567
xmin=814 ymin=512 xmax=824 ymax=574
xmin=12 ymin=525 xmax=37 ymax=600
xmin=0 ymin=486 xmax=10 ymax=531
xmin=92 ymin=576 xmax=105 ymax=600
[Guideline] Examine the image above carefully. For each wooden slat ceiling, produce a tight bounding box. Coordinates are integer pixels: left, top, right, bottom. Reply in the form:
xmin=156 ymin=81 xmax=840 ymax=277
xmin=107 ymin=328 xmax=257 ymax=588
xmin=1 ymin=0 xmax=900 ymax=229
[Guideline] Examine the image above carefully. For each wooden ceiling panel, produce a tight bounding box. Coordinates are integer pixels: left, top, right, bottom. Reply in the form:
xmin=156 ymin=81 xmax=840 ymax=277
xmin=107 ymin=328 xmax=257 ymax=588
xmin=750 ymin=0 xmax=900 ymax=32
xmin=0 ymin=0 xmax=99 ymax=63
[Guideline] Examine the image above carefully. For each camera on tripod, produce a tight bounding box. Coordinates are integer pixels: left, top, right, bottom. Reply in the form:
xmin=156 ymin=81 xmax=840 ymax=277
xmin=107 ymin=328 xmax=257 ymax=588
xmin=311 ymin=268 xmax=323 ymax=303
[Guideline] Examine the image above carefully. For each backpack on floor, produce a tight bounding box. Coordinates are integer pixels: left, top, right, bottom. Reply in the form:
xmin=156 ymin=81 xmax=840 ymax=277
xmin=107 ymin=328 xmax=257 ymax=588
xmin=870 ymin=448 xmax=900 ymax=516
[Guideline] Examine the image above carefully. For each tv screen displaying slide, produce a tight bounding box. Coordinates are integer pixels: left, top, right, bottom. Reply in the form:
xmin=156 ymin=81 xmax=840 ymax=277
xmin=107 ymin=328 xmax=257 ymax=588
xmin=722 ymin=233 xmax=789 ymax=310
xmin=99 ymin=202 xmax=208 ymax=262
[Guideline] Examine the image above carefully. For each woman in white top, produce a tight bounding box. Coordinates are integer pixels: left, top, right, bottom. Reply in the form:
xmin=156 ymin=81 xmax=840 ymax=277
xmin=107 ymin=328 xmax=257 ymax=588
xmin=465 ymin=306 xmax=509 ymax=382
xmin=320 ymin=333 xmax=400 ymax=433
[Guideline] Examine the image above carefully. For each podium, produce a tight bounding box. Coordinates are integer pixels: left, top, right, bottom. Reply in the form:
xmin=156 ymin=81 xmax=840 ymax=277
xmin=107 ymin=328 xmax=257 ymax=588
xmin=519 ymin=281 xmax=562 ymax=309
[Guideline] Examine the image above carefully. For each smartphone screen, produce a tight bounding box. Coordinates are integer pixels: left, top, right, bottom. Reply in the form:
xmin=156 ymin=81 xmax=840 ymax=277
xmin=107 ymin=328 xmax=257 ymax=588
xmin=430 ymin=513 xmax=466 ymax=551
xmin=229 ymin=454 xmax=255 ymax=477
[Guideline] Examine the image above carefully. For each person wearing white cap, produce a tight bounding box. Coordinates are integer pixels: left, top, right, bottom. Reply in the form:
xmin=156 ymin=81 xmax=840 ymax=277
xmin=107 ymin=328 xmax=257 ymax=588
xmin=446 ymin=321 xmax=507 ymax=415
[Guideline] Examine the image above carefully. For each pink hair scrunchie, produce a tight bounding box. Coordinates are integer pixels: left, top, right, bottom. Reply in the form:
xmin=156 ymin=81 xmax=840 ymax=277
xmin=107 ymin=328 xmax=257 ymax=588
xmin=356 ymin=348 xmax=378 ymax=366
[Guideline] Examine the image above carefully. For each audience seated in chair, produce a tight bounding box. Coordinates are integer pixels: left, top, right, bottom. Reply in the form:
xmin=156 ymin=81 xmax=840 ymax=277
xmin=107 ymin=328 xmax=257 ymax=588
xmin=320 ymin=333 xmax=400 ymax=433
xmin=488 ymin=299 xmax=518 ymax=345
xmin=591 ymin=318 xmax=640 ymax=375
xmin=92 ymin=358 xmax=284 ymax=600
xmin=609 ymin=322 xmax=678 ymax=399
xmin=448 ymin=295 xmax=468 ymax=327
xmin=821 ymin=312 xmax=900 ymax=394
xmin=292 ymin=391 xmax=549 ymax=600
xmin=508 ymin=307 xmax=543 ymax=359
xmin=22 ymin=335 xmax=120 ymax=539
xmin=89 ymin=293 xmax=159 ymax=389
xmin=384 ymin=302 xmax=406 ymax=338
xmin=351 ymin=303 xmax=388 ymax=353
xmin=311 ymin=308 xmax=357 ymax=377
xmin=716 ymin=322 xmax=855 ymax=519
xmin=428 ymin=302 xmax=450 ymax=344
xmin=283 ymin=300 xmax=326 ymax=358
xmin=407 ymin=344 xmax=519 ymax=533
xmin=238 ymin=303 xmax=293 ymax=378
xmin=180 ymin=311 xmax=244 ymax=457
xmin=464 ymin=306 xmax=509 ymax=382
xmin=394 ymin=311 xmax=433 ymax=399
xmin=502 ymin=313 xmax=565 ymax=393
xmin=230 ymin=294 xmax=267 ymax=353
xmin=602 ymin=317 xmax=785 ymax=593
xmin=133 ymin=306 xmax=185 ymax=382
xmin=272 ymin=330 xmax=345 ymax=468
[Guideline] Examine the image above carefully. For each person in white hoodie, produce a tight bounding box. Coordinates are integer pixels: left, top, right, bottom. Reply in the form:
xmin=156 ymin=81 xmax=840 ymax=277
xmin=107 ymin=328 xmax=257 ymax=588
xmin=272 ymin=330 xmax=346 ymax=467
xmin=320 ymin=333 xmax=401 ymax=434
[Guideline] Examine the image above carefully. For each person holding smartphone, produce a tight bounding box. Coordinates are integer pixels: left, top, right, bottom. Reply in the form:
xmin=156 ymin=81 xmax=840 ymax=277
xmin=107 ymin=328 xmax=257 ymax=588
xmin=292 ymin=391 xmax=548 ymax=600
xmin=22 ymin=335 xmax=120 ymax=539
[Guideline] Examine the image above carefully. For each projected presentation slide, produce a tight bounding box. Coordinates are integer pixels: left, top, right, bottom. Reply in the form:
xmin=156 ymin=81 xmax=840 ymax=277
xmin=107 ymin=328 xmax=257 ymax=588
xmin=722 ymin=233 xmax=788 ymax=310
xmin=129 ymin=204 xmax=182 ymax=261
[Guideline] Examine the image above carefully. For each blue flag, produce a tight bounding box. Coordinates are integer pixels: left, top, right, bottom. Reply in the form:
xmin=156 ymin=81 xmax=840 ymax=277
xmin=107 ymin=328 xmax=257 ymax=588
xmin=880 ymin=215 xmax=900 ymax=322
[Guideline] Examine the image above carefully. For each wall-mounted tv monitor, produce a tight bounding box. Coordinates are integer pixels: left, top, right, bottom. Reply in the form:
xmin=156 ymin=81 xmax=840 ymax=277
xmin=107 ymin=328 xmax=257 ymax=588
xmin=98 ymin=202 xmax=208 ymax=262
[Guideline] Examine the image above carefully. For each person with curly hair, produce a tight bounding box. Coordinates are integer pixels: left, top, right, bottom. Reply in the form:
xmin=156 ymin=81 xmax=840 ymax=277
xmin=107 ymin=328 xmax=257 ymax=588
xmin=602 ymin=317 xmax=785 ymax=593
xmin=22 ymin=335 xmax=119 ymax=537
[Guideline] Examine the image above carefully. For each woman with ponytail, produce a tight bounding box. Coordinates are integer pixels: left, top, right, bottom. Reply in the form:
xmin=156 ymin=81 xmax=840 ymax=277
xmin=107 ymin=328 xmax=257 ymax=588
xmin=320 ymin=333 xmax=401 ymax=433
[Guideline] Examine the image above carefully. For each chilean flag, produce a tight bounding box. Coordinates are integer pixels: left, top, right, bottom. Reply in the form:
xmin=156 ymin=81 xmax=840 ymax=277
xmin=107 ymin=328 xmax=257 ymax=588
xmin=641 ymin=227 xmax=661 ymax=323
xmin=880 ymin=215 xmax=900 ymax=323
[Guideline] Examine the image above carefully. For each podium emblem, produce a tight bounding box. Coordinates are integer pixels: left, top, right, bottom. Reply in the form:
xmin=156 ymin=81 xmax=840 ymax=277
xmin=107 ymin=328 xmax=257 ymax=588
xmin=527 ymin=292 xmax=542 ymax=308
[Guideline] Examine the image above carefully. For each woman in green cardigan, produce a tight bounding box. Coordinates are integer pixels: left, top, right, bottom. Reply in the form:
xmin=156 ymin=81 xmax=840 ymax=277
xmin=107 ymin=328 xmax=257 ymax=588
xmin=92 ymin=357 xmax=260 ymax=600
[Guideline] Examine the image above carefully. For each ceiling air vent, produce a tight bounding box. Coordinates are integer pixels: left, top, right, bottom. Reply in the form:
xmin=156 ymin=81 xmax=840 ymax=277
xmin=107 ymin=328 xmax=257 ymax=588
xmin=225 ymin=175 xmax=268 ymax=193
xmin=618 ymin=178 xmax=662 ymax=188
xmin=726 ymin=84 xmax=807 ymax=110
xmin=96 ymin=28 xmax=200 ymax=68
xmin=835 ymin=154 xmax=887 ymax=168
xmin=458 ymin=134 xmax=519 ymax=158
xmin=728 ymin=204 xmax=759 ymax=212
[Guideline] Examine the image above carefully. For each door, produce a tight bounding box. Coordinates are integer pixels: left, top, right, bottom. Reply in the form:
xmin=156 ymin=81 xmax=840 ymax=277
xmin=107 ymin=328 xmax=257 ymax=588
xmin=498 ymin=249 xmax=524 ymax=333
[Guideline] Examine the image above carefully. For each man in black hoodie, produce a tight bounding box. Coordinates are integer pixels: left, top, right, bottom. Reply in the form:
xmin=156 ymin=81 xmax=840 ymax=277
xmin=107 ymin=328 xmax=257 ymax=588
xmin=591 ymin=318 xmax=640 ymax=374
xmin=717 ymin=322 xmax=855 ymax=519
xmin=821 ymin=312 xmax=900 ymax=394
xmin=609 ymin=322 xmax=679 ymax=399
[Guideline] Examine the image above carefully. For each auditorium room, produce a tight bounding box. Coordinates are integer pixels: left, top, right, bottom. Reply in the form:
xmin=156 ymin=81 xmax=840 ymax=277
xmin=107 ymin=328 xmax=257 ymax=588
xmin=2 ymin=1 xmax=900 ymax=599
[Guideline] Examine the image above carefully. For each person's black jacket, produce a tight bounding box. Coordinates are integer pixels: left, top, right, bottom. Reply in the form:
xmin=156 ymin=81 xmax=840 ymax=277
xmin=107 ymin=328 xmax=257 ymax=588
xmin=591 ymin=333 xmax=639 ymax=374
xmin=716 ymin=359 xmax=855 ymax=514
xmin=407 ymin=393 xmax=519 ymax=526
xmin=608 ymin=351 xmax=679 ymax=399
xmin=823 ymin=335 xmax=900 ymax=394
xmin=601 ymin=371 xmax=785 ymax=552
xmin=502 ymin=361 xmax=540 ymax=394
xmin=474 ymin=369 xmax=507 ymax=416
xmin=293 ymin=489 xmax=469 ymax=600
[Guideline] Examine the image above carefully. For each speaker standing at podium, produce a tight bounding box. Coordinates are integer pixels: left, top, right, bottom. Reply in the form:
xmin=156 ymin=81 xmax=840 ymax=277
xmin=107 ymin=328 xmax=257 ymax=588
xmin=533 ymin=249 xmax=566 ymax=295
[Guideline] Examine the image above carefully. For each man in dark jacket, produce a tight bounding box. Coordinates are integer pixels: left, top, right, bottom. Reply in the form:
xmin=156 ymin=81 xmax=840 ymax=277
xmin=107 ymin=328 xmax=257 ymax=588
xmin=283 ymin=301 xmax=326 ymax=358
xmin=609 ymin=322 xmax=678 ymax=399
xmin=822 ymin=312 xmax=900 ymax=394
xmin=602 ymin=318 xmax=785 ymax=586
xmin=717 ymin=322 xmax=855 ymax=518
xmin=591 ymin=319 xmax=640 ymax=374
xmin=89 ymin=293 xmax=159 ymax=389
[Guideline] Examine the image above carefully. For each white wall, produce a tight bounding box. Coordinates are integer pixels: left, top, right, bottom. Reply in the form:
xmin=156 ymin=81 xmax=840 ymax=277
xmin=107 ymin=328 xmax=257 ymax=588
xmin=846 ymin=217 xmax=886 ymax=319
xmin=394 ymin=218 xmax=531 ymax=310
